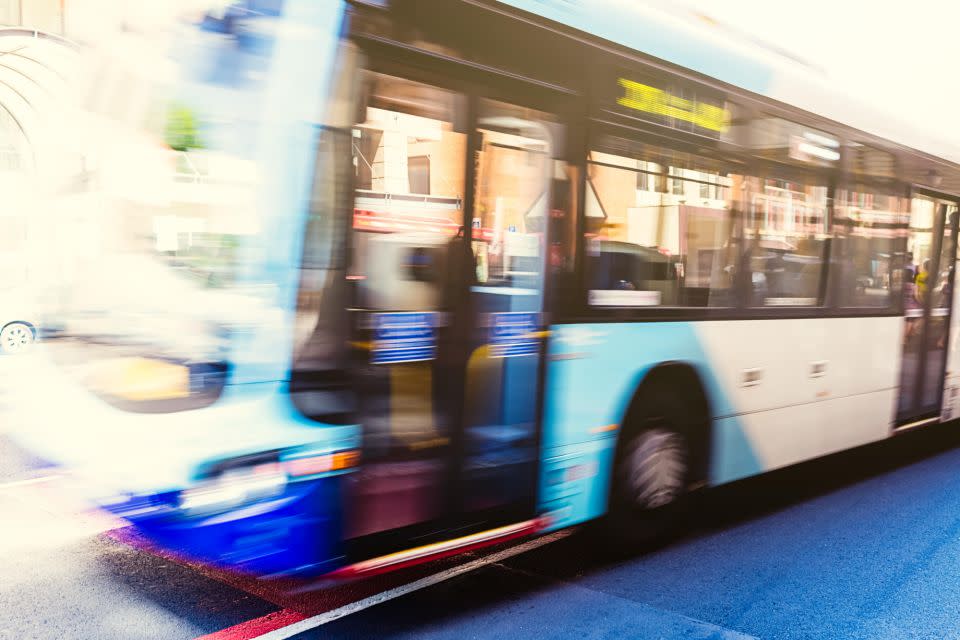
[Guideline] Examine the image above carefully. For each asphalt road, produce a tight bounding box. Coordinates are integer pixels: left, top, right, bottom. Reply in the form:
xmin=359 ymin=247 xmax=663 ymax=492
xmin=302 ymin=425 xmax=960 ymax=640
xmin=5 ymin=367 xmax=960 ymax=639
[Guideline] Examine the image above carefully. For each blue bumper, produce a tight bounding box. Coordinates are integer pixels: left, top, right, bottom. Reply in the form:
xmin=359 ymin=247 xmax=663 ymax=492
xmin=104 ymin=476 xmax=345 ymax=577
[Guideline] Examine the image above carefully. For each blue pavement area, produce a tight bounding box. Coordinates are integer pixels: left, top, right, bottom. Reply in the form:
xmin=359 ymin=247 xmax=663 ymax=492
xmin=299 ymin=425 xmax=960 ymax=639
xmin=308 ymin=563 xmax=757 ymax=639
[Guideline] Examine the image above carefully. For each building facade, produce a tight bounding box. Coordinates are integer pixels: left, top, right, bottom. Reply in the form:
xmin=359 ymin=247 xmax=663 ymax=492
xmin=0 ymin=0 xmax=65 ymax=35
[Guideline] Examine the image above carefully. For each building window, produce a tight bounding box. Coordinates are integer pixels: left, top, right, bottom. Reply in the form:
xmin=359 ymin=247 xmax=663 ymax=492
xmin=408 ymin=155 xmax=430 ymax=195
xmin=0 ymin=0 xmax=20 ymax=26
xmin=0 ymin=0 xmax=64 ymax=34
xmin=19 ymin=0 xmax=62 ymax=34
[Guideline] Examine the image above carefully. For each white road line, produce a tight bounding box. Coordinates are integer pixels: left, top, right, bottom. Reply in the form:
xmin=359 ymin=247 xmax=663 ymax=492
xmin=0 ymin=474 xmax=62 ymax=490
xmin=255 ymin=530 xmax=572 ymax=640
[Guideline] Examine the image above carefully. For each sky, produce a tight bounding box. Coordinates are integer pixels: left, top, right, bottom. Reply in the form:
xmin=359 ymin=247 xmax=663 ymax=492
xmin=683 ymin=0 xmax=960 ymax=141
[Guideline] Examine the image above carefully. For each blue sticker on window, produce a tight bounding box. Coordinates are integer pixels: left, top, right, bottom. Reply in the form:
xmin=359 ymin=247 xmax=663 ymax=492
xmin=371 ymin=312 xmax=437 ymax=364
xmin=490 ymin=312 xmax=539 ymax=358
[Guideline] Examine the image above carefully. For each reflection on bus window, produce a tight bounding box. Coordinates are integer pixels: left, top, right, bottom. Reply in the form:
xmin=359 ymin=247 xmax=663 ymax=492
xmin=906 ymin=197 xmax=936 ymax=310
xmin=745 ymin=177 xmax=828 ymax=306
xmin=350 ymin=72 xmax=466 ymax=312
xmin=585 ymin=145 xmax=738 ymax=307
xmin=832 ymin=189 xmax=908 ymax=308
xmin=928 ymin=204 xmax=957 ymax=359
xmin=472 ymin=99 xmax=561 ymax=293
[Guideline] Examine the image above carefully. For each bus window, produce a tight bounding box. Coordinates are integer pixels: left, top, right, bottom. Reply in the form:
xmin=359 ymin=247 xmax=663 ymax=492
xmin=832 ymin=189 xmax=909 ymax=308
xmin=584 ymin=143 xmax=739 ymax=308
xmin=744 ymin=177 xmax=829 ymax=307
xmin=350 ymin=72 xmax=467 ymax=312
xmin=472 ymin=99 xmax=562 ymax=295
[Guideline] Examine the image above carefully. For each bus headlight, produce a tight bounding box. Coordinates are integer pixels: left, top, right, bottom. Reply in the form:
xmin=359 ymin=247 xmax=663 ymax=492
xmin=179 ymin=463 xmax=287 ymax=516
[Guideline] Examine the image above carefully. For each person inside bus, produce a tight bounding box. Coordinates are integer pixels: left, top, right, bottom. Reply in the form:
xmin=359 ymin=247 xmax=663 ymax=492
xmin=904 ymin=266 xmax=918 ymax=307
xmin=766 ymin=250 xmax=788 ymax=299
xmin=935 ymin=268 xmax=953 ymax=348
xmin=904 ymin=266 xmax=921 ymax=346
xmin=940 ymin=270 xmax=953 ymax=308
xmin=433 ymin=226 xmax=480 ymax=513
xmin=436 ymin=228 xmax=475 ymax=416
xmin=916 ymin=259 xmax=932 ymax=305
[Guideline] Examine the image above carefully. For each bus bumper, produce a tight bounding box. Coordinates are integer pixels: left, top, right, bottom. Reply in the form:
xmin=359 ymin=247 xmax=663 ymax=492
xmin=102 ymin=476 xmax=344 ymax=578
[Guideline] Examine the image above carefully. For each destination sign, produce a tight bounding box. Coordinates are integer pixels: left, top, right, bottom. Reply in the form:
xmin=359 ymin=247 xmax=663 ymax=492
xmin=616 ymin=78 xmax=730 ymax=133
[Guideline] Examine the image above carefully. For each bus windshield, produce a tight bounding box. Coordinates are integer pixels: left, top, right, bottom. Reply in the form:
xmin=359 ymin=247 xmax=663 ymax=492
xmin=35 ymin=1 xmax=311 ymax=411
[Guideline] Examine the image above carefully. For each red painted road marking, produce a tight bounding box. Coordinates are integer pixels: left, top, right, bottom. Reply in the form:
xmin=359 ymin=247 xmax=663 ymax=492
xmin=103 ymin=511 xmax=571 ymax=640
xmin=192 ymin=531 xmax=571 ymax=640
xmin=193 ymin=609 xmax=307 ymax=640
xmin=108 ymin=524 xmax=525 ymax=616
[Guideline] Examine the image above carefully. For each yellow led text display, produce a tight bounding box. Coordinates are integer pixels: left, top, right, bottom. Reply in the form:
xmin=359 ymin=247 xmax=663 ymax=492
xmin=617 ymin=78 xmax=730 ymax=133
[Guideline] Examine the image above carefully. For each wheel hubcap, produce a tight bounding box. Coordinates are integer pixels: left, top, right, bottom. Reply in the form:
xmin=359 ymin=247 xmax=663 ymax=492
xmin=622 ymin=428 xmax=687 ymax=509
xmin=2 ymin=324 xmax=33 ymax=354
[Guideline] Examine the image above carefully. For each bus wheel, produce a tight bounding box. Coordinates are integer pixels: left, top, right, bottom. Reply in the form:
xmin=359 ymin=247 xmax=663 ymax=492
xmin=601 ymin=389 xmax=697 ymax=551
xmin=620 ymin=425 xmax=687 ymax=510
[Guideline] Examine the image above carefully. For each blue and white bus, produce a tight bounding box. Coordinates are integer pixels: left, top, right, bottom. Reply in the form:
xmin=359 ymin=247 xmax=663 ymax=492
xmin=10 ymin=0 xmax=960 ymax=579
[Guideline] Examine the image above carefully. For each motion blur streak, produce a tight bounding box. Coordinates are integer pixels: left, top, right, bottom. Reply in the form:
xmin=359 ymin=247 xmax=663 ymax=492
xmin=5 ymin=0 xmax=960 ymax=599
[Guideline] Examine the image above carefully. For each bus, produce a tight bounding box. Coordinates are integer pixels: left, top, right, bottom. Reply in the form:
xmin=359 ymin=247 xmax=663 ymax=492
xmin=9 ymin=0 xmax=960 ymax=580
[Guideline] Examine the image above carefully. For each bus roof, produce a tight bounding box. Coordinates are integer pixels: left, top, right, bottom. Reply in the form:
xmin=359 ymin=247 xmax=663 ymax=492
xmin=492 ymin=0 xmax=960 ymax=166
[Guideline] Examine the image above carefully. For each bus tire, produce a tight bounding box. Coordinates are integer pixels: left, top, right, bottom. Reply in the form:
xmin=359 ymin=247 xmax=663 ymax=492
xmin=600 ymin=378 xmax=706 ymax=551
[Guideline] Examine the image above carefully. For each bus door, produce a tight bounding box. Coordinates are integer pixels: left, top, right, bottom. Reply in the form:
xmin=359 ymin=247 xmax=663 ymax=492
xmin=460 ymin=99 xmax=564 ymax=521
xmin=343 ymin=69 xmax=563 ymax=552
xmin=344 ymin=72 xmax=468 ymax=546
xmin=897 ymin=197 xmax=959 ymax=425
